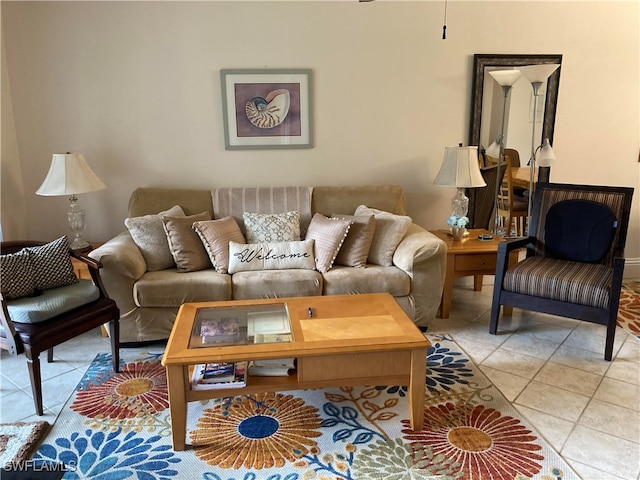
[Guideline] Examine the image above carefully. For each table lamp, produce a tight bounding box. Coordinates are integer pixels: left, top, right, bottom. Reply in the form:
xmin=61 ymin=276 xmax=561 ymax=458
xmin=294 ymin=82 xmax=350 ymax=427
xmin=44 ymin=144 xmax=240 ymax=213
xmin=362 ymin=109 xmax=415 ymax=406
xmin=36 ymin=152 xmax=107 ymax=250
xmin=434 ymin=145 xmax=486 ymax=237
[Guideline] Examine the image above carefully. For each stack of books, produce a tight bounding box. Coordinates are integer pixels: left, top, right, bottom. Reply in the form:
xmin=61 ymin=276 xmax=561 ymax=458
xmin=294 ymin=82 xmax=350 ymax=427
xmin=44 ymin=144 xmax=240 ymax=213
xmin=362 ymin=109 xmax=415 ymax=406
xmin=191 ymin=361 xmax=247 ymax=390
xmin=248 ymin=358 xmax=296 ymax=377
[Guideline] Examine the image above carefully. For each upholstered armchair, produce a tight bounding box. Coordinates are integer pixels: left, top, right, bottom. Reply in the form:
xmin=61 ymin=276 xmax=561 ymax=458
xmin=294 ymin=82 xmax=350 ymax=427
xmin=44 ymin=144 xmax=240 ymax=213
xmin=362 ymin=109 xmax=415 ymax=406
xmin=490 ymin=183 xmax=634 ymax=360
xmin=1 ymin=238 xmax=120 ymax=415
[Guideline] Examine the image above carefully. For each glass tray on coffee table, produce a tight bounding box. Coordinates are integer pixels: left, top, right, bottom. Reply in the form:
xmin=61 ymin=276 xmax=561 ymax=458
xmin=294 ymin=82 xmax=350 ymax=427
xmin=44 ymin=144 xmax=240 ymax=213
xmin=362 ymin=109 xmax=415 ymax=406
xmin=188 ymin=302 xmax=292 ymax=348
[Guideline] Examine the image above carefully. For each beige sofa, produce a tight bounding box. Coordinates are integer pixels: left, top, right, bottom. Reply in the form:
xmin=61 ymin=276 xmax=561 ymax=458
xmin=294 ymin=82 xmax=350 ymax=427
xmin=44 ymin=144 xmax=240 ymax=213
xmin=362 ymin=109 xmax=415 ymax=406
xmin=90 ymin=185 xmax=447 ymax=344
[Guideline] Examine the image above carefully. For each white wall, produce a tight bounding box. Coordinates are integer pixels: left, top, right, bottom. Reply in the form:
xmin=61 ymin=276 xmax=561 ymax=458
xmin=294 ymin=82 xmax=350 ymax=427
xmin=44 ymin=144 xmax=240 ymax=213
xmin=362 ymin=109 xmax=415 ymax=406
xmin=2 ymin=1 xmax=639 ymax=272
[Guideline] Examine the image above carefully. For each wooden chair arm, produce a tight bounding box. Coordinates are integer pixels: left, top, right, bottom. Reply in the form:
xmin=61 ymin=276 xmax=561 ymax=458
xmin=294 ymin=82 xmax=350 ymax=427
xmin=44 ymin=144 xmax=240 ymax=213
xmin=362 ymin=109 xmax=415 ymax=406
xmin=69 ymin=250 xmax=111 ymax=299
xmin=496 ymin=236 xmax=534 ymax=255
xmin=0 ymin=296 xmax=22 ymax=356
xmin=70 ymin=250 xmax=104 ymax=270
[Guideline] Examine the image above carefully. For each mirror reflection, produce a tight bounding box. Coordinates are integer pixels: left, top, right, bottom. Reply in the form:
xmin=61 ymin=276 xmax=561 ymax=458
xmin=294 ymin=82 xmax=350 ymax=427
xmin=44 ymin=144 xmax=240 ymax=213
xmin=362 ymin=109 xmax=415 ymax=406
xmin=467 ymin=54 xmax=562 ymax=229
xmin=469 ymin=54 xmax=562 ymax=153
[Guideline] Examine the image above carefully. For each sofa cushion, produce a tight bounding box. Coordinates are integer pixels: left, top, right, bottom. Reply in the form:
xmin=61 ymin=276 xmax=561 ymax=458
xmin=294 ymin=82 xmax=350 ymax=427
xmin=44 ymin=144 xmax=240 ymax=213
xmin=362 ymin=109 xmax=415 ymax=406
xmin=25 ymin=236 xmax=78 ymax=291
xmin=6 ymin=280 xmax=100 ymax=324
xmin=354 ymin=206 xmax=412 ymax=266
xmin=228 ymin=240 xmax=315 ymax=274
xmin=193 ymin=217 xmax=246 ymax=274
xmin=322 ymin=265 xmax=411 ymax=297
xmin=0 ymin=250 xmax=35 ymax=299
xmin=133 ymin=269 xmax=231 ymax=307
xmin=231 ymin=269 xmax=323 ymax=300
xmin=243 ymin=211 xmax=301 ymax=243
xmin=125 ymin=205 xmax=185 ymax=271
xmin=331 ymin=214 xmax=376 ymax=268
xmin=503 ymin=256 xmax=613 ymax=308
xmin=312 ymin=185 xmax=407 ymax=217
xmin=162 ymin=212 xmax=212 ymax=272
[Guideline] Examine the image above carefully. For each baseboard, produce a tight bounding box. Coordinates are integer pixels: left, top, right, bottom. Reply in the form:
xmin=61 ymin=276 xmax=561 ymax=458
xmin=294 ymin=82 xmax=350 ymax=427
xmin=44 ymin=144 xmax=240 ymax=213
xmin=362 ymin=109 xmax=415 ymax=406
xmin=624 ymin=257 xmax=640 ymax=281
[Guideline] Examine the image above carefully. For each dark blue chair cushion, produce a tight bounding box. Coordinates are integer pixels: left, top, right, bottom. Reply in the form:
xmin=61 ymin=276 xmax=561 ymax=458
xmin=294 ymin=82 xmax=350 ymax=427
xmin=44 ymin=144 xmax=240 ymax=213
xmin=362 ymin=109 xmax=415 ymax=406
xmin=544 ymin=199 xmax=617 ymax=262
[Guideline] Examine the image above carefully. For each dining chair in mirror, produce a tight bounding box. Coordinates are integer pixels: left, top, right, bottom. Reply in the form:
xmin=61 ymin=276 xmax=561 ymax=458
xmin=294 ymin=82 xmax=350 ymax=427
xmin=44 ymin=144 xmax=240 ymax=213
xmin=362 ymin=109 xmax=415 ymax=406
xmin=485 ymin=154 xmax=528 ymax=236
xmin=496 ymin=161 xmax=528 ymax=237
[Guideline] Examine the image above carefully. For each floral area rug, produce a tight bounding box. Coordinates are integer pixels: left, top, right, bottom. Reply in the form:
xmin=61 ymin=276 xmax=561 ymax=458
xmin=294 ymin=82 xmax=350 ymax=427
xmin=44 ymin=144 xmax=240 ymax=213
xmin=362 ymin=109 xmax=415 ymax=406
xmin=32 ymin=334 xmax=578 ymax=480
xmin=618 ymin=280 xmax=640 ymax=338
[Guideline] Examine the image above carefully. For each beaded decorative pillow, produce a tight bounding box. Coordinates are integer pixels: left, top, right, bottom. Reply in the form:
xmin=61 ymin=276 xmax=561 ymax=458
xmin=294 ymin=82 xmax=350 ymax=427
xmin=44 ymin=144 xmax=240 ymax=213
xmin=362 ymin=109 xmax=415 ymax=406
xmin=304 ymin=214 xmax=351 ymax=273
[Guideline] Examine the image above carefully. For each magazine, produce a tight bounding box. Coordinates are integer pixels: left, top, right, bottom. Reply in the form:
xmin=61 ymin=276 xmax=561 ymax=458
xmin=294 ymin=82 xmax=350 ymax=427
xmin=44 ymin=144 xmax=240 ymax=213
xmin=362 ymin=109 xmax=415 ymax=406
xmin=191 ymin=361 xmax=247 ymax=390
xmin=200 ymin=317 xmax=240 ymax=344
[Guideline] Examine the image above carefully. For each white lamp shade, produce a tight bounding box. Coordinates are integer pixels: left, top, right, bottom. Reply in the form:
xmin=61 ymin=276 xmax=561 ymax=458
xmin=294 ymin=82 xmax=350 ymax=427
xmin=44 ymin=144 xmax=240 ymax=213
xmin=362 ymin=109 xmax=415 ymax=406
xmin=36 ymin=153 xmax=106 ymax=196
xmin=434 ymin=146 xmax=486 ymax=188
xmin=488 ymin=69 xmax=522 ymax=87
xmin=537 ymin=138 xmax=557 ymax=166
xmin=519 ymin=64 xmax=560 ymax=84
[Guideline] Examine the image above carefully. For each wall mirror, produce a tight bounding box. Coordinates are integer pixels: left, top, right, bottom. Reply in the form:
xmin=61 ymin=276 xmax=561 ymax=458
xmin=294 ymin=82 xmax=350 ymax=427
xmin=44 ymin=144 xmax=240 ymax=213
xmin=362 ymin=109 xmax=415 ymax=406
xmin=467 ymin=53 xmax=562 ymax=228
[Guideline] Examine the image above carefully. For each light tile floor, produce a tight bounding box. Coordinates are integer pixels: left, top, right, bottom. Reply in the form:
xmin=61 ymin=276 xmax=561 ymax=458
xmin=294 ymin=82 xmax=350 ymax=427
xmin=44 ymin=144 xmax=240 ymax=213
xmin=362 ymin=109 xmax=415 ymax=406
xmin=1 ymin=284 xmax=639 ymax=479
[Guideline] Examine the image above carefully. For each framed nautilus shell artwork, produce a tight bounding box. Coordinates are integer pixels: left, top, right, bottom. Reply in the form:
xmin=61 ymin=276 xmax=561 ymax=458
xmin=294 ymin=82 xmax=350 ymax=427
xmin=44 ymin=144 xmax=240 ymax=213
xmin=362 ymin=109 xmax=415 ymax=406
xmin=221 ymin=69 xmax=312 ymax=150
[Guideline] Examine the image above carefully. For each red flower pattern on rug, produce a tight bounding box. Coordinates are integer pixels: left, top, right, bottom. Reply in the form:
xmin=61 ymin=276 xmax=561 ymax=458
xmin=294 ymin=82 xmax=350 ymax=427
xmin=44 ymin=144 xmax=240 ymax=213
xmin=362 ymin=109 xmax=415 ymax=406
xmin=618 ymin=281 xmax=640 ymax=336
xmin=71 ymin=360 xmax=169 ymax=429
xmin=403 ymin=402 xmax=544 ymax=480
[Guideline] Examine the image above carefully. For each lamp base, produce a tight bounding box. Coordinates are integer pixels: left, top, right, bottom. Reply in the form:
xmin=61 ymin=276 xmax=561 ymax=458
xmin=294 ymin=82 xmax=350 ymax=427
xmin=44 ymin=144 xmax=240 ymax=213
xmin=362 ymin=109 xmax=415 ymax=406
xmin=69 ymin=237 xmax=91 ymax=251
xmin=451 ymin=188 xmax=469 ymax=218
xmin=67 ymin=195 xmax=90 ymax=252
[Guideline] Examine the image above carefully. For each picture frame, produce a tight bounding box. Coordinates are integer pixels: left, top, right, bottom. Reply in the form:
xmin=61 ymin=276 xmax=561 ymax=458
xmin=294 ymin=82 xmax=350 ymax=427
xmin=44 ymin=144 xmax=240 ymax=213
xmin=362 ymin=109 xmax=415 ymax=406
xmin=220 ymin=68 xmax=313 ymax=150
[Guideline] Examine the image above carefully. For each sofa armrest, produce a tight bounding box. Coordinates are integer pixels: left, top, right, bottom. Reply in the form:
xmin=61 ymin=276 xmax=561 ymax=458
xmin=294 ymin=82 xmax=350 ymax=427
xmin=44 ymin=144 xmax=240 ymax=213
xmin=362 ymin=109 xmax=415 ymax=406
xmin=393 ymin=223 xmax=447 ymax=327
xmin=89 ymin=232 xmax=148 ymax=315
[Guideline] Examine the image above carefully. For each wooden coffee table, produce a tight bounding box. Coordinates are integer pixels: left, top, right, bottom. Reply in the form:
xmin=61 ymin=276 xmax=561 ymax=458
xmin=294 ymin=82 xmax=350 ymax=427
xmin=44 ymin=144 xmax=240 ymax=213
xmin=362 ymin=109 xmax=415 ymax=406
xmin=430 ymin=229 xmax=518 ymax=318
xmin=161 ymin=293 xmax=430 ymax=450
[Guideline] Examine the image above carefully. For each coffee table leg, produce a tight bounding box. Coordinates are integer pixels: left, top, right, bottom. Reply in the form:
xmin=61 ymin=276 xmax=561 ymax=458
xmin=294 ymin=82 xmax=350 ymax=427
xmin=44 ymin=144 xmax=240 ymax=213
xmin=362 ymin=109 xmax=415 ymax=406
xmin=408 ymin=348 xmax=426 ymax=430
xmin=166 ymin=365 xmax=187 ymax=450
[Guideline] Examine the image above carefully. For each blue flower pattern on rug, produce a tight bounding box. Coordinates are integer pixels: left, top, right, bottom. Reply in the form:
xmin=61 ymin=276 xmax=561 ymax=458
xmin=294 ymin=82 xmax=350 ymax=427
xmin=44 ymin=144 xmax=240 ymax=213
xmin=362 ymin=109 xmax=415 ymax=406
xmin=33 ymin=334 xmax=578 ymax=480
xmin=425 ymin=336 xmax=474 ymax=393
xmin=34 ymin=429 xmax=180 ymax=479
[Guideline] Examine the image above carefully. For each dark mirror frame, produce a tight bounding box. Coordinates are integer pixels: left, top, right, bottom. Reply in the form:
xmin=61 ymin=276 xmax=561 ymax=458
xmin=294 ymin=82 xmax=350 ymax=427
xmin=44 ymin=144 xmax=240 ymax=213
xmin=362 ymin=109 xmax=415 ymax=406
xmin=468 ymin=53 xmax=562 ymax=148
xmin=467 ymin=53 xmax=562 ymax=228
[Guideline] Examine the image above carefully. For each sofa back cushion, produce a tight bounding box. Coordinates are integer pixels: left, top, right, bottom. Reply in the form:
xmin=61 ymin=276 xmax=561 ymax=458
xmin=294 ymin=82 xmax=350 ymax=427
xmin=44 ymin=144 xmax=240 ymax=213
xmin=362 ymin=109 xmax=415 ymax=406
xmin=213 ymin=187 xmax=313 ymax=235
xmin=128 ymin=187 xmax=214 ymax=218
xmin=312 ymin=185 xmax=407 ymax=217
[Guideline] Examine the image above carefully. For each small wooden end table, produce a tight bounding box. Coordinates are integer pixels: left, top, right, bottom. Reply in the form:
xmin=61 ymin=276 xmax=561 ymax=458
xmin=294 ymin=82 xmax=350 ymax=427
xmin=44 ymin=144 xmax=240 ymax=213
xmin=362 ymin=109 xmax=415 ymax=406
xmin=430 ymin=229 xmax=517 ymax=319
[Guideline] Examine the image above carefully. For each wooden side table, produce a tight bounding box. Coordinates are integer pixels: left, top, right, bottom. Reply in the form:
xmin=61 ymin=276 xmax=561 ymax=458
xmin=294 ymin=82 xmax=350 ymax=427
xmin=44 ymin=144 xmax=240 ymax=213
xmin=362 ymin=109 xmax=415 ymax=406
xmin=70 ymin=242 xmax=103 ymax=280
xmin=430 ymin=229 xmax=517 ymax=319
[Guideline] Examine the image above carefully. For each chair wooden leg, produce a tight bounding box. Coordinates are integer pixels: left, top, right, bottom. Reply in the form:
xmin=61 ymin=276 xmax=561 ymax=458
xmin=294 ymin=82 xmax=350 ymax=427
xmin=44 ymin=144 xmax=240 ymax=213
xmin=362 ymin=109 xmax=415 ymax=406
xmin=604 ymin=317 xmax=617 ymax=361
xmin=24 ymin=349 xmax=44 ymax=416
xmin=489 ymin=301 xmax=501 ymax=334
xmin=47 ymin=348 xmax=54 ymax=363
xmin=109 ymin=318 xmax=120 ymax=373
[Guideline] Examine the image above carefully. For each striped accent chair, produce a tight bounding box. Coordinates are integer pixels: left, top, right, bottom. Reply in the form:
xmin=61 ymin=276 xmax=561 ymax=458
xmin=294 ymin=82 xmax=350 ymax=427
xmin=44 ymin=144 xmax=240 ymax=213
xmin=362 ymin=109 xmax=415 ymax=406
xmin=489 ymin=183 xmax=634 ymax=360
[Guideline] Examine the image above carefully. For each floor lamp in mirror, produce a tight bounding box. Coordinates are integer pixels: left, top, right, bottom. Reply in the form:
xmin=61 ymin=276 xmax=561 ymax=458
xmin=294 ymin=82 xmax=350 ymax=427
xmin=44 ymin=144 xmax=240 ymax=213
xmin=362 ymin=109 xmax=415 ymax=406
xmin=484 ymin=69 xmax=522 ymax=236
